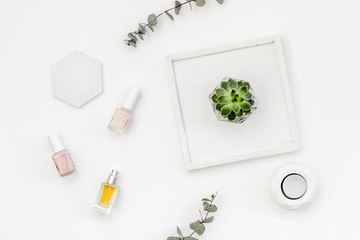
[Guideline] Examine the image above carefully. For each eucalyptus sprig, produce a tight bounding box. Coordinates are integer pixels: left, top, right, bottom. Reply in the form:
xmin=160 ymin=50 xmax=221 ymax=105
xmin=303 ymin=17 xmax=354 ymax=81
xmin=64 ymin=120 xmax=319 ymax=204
xmin=124 ymin=0 xmax=225 ymax=48
xmin=167 ymin=193 xmax=218 ymax=240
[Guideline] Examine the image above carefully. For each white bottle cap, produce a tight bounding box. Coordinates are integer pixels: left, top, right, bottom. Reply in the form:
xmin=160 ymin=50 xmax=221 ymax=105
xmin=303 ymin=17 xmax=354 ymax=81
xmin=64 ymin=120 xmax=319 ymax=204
xmin=48 ymin=134 xmax=65 ymax=153
xmin=123 ymin=87 xmax=140 ymax=111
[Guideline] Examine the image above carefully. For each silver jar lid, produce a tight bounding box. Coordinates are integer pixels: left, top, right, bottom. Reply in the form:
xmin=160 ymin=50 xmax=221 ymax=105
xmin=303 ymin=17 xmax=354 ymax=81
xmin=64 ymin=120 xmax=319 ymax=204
xmin=107 ymin=170 xmax=120 ymax=186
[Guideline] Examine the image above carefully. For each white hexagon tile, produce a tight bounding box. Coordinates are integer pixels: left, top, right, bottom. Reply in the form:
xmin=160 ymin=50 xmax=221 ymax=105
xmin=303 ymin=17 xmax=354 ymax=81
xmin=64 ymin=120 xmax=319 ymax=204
xmin=51 ymin=50 xmax=103 ymax=107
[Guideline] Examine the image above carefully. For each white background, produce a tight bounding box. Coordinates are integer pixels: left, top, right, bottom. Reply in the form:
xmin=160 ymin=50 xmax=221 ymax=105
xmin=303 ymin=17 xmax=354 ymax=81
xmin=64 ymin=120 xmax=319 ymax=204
xmin=0 ymin=0 xmax=359 ymax=239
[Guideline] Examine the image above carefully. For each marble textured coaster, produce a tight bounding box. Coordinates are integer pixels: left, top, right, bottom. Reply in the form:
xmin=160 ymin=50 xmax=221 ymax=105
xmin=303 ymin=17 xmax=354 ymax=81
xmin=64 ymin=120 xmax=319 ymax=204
xmin=51 ymin=50 xmax=103 ymax=108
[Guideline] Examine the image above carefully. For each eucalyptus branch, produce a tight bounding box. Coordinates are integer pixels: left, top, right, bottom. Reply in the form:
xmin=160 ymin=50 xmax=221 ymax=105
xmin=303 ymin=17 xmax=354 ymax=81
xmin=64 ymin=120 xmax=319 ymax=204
xmin=167 ymin=193 xmax=218 ymax=240
xmin=124 ymin=0 xmax=225 ymax=48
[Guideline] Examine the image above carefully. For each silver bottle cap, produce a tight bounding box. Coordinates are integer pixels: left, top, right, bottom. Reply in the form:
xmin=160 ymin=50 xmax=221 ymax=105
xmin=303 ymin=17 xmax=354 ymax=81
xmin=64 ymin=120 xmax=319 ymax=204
xmin=107 ymin=170 xmax=120 ymax=186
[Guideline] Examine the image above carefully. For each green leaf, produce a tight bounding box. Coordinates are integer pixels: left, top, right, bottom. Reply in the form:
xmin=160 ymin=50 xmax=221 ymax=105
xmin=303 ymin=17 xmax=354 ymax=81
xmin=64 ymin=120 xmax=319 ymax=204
xmin=204 ymin=204 xmax=218 ymax=212
xmin=203 ymin=201 xmax=210 ymax=208
xmin=190 ymin=221 xmax=205 ymax=235
xmin=177 ymin=226 xmax=183 ymax=237
xmin=203 ymin=216 xmax=214 ymax=223
xmin=167 ymin=237 xmax=182 ymax=240
xmin=218 ymin=96 xmax=231 ymax=104
xmin=244 ymin=82 xmax=250 ymax=90
xmin=237 ymin=81 xmax=244 ymax=88
xmin=196 ymin=0 xmax=206 ymax=7
xmin=183 ymin=237 xmax=199 ymax=240
xmin=215 ymin=103 xmax=224 ymax=111
xmin=148 ymin=24 xmax=154 ymax=32
xmin=202 ymin=198 xmax=211 ymax=202
xmin=220 ymin=82 xmax=229 ymax=91
xmin=211 ymin=94 xmax=218 ymax=103
xmin=128 ymin=40 xmax=137 ymax=48
xmin=216 ymin=0 xmax=224 ymax=4
xmin=175 ymin=1 xmax=182 ymax=15
xmin=237 ymin=86 xmax=248 ymax=97
xmin=187 ymin=0 xmax=193 ymax=10
xmin=232 ymin=103 xmax=241 ymax=113
xmin=242 ymin=92 xmax=252 ymax=100
xmin=220 ymin=104 xmax=232 ymax=116
xmin=228 ymin=111 xmax=236 ymax=121
xmin=165 ymin=11 xmax=174 ymax=21
xmin=240 ymin=101 xmax=251 ymax=111
xmin=147 ymin=14 xmax=157 ymax=26
xmin=228 ymin=79 xmax=238 ymax=90
xmin=236 ymin=109 xmax=243 ymax=117
xmin=138 ymin=33 xmax=144 ymax=40
xmin=215 ymin=88 xmax=230 ymax=96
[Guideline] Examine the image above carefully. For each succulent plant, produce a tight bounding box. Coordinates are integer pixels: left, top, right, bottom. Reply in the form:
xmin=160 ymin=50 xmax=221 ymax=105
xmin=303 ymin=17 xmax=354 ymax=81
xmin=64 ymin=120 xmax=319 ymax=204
xmin=209 ymin=77 xmax=258 ymax=123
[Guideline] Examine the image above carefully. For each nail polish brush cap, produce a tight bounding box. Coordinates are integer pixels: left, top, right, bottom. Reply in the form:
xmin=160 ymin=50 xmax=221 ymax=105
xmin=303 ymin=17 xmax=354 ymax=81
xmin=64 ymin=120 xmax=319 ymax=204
xmin=107 ymin=170 xmax=120 ymax=186
xmin=49 ymin=134 xmax=65 ymax=153
xmin=123 ymin=87 xmax=140 ymax=111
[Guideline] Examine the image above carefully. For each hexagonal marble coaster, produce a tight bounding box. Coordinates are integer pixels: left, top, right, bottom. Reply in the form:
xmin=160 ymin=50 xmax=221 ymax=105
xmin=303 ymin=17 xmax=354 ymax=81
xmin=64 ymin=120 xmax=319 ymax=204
xmin=51 ymin=50 xmax=103 ymax=108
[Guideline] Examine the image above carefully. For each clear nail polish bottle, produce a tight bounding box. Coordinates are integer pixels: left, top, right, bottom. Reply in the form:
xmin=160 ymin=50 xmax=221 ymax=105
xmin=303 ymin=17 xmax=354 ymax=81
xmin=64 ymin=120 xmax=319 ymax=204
xmin=94 ymin=170 xmax=120 ymax=214
xmin=48 ymin=134 xmax=76 ymax=177
xmin=108 ymin=87 xmax=140 ymax=134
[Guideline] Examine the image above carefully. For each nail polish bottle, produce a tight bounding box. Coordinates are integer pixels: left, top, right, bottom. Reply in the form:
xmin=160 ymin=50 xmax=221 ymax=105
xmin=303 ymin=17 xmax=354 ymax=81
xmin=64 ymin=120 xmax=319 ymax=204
xmin=48 ymin=134 xmax=76 ymax=177
xmin=108 ymin=87 xmax=140 ymax=134
xmin=94 ymin=170 xmax=120 ymax=214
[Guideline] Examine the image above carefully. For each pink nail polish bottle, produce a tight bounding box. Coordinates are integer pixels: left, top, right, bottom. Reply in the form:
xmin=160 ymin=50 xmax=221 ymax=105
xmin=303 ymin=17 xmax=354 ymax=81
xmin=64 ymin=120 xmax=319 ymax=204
xmin=48 ymin=134 xmax=76 ymax=177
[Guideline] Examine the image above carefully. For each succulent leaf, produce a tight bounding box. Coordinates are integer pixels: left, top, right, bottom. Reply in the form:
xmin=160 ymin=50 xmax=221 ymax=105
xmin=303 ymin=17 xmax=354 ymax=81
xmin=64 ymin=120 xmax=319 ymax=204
xmin=236 ymin=109 xmax=243 ymax=117
xmin=242 ymin=92 xmax=252 ymax=100
xmin=232 ymin=103 xmax=241 ymax=113
xmin=218 ymin=96 xmax=231 ymax=104
xmin=228 ymin=79 xmax=238 ymax=90
xmin=237 ymin=81 xmax=244 ymax=88
xmin=211 ymin=94 xmax=218 ymax=103
xmin=215 ymin=88 xmax=230 ymax=97
xmin=240 ymin=101 xmax=251 ymax=111
xmin=215 ymin=103 xmax=224 ymax=111
xmin=220 ymin=82 xmax=230 ymax=91
xmin=237 ymin=86 xmax=248 ymax=97
xmin=244 ymin=82 xmax=250 ymax=90
xmin=220 ymin=104 xmax=232 ymax=116
xmin=228 ymin=111 xmax=236 ymax=121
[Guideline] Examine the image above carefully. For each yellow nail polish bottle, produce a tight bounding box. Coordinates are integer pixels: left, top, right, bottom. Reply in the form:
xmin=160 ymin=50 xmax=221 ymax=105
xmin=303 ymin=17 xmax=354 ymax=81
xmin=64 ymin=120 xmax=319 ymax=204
xmin=94 ymin=170 xmax=120 ymax=214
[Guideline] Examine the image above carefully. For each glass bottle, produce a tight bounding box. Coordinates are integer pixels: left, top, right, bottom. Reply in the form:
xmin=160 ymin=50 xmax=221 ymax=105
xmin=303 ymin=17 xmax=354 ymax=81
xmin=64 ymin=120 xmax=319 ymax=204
xmin=48 ymin=134 xmax=76 ymax=177
xmin=94 ymin=170 xmax=120 ymax=214
xmin=108 ymin=87 xmax=140 ymax=134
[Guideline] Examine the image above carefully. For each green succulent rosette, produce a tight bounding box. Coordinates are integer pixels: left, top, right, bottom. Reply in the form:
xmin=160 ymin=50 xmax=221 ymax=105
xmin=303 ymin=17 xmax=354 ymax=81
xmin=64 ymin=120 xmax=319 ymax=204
xmin=210 ymin=78 xmax=258 ymax=122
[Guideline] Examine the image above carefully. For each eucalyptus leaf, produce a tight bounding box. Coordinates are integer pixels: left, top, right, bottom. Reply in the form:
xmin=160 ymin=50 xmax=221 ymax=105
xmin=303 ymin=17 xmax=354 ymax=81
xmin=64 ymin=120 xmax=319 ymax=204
xmin=202 ymin=198 xmax=211 ymax=202
xmin=147 ymin=14 xmax=158 ymax=26
xmin=138 ymin=33 xmax=144 ymax=40
xmin=148 ymin=24 xmax=154 ymax=32
xmin=165 ymin=11 xmax=174 ymax=21
xmin=196 ymin=0 xmax=206 ymax=7
xmin=138 ymin=23 xmax=146 ymax=34
xmin=203 ymin=216 xmax=214 ymax=223
xmin=240 ymin=101 xmax=251 ymax=111
xmin=218 ymin=96 xmax=231 ymax=104
xmin=177 ymin=226 xmax=183 ymax=237
xmin=203 ymin=201 xmax=210 ymax=208
xmin=167 ymin=237 xmax=182 ymax=240
xmin=190 ymin=221 xmax=205 ymax=235
xmin=220 ymin=104 xmax=232 ymax=116
xmin=128 ymin=33 xmax=137 ymax=41
xmin=215 ymin=88 xmax=230 ymax=97
xmin=216 ymin=0 xmax=224 ymax=4
xmin=175 ymin=1 xmax=182 ymax=15
xmin=183 ymin=237 xmax=199 ymax=240
xmin=204 ymin=204 xmax=218 ymax=212
xmin=228 ymin=111 xmax=236 ymax=121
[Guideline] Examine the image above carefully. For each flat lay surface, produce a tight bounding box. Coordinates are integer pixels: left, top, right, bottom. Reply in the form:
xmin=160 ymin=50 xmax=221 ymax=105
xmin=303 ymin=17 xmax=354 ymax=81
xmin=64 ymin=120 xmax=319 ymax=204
xmin=1 ymin=0 xmax=360 ymax=239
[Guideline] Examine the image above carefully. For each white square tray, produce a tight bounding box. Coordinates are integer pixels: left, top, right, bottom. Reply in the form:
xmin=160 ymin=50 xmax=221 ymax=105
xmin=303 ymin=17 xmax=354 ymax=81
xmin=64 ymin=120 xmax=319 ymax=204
xmin=167 ymin=36 xmax=300 ymax=170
